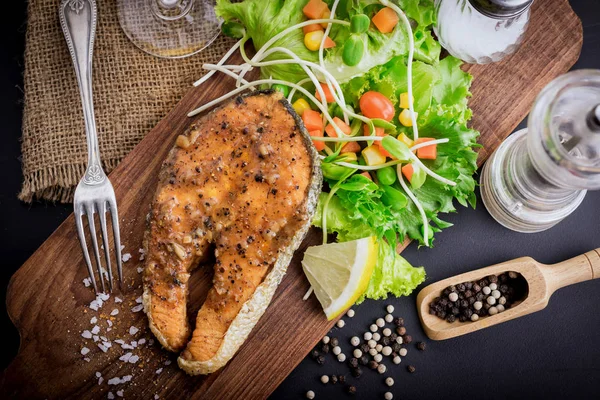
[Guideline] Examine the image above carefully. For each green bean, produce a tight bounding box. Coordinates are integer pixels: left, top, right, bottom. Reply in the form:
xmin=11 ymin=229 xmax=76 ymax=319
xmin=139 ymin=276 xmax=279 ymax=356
xmin=350 ymin=14 xmax=370 ymax=34
xmin=342 ymin=36 xmax=365 ymax=67
xmin=376 ymin=166 xmax=397 ymax=186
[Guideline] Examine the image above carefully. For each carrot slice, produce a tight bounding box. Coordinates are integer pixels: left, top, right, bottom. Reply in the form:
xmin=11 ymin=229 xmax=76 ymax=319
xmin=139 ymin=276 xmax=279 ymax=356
xmin=361 ymin=171 xmax=373 ymax=181
xmin=315 ymin=82 xmax=336 ymax=103
xmin=401 ymin=164 xmax=414 ymax=183
xmin=302 ymin=109 xmax=324 ymax=132
xmin=303 ymin=0 xmax=329 ymax=19
xmin=341 ymin=141 xmax=361 ymax=153
xmin=323 ymin=36 xmax=336 ymax=49
xmin=303 ymin=23 xmax=324 ymax=34
xmin=414 ymin=137 xmax=437 ymax=160
xmin=372 ymin=7 xmax=399 ymax=34
xmin=310 ymin=129 xmax=326 ymax=151
xmin=325 ymin=117 xmax=352 ymax=136
xmin=363 ymin=124 xmax=392 ymax=158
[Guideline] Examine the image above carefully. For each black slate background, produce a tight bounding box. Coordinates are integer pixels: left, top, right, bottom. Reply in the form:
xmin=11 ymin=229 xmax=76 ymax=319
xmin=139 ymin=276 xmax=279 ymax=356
xmin=1 ymin=1 xmax=599 ymax=399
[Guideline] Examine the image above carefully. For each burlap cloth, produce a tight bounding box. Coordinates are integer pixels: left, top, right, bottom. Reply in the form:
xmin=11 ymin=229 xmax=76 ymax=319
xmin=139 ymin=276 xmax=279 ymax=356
xmin=20 ymin=0 xmax=235 ymax=203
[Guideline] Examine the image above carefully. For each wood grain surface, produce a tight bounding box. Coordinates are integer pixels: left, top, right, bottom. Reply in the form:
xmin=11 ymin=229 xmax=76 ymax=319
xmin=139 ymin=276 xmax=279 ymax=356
xmin=1 ymin=1 xmax=582 ymax=399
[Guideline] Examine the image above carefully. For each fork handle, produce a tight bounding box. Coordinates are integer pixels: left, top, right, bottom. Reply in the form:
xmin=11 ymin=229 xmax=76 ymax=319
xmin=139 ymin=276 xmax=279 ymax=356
xmin=59 ymin=0 xmax=106 ymax=185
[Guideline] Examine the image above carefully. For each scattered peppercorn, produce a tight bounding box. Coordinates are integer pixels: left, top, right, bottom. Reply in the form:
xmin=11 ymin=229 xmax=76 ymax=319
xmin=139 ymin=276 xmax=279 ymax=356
xmin=331 ymin=375 xmax=338 ymax=385
xmin=351 ymin=367 xmax=362 ymax=378
xmin=407 ymin=365 xmax=416 ymax=373
xmin=402 ymin=335 xmax=412 ymax=344
xmin=396 ymin=326 xmax=406 ymax=336
xmin=369 ymin=360 xmax=379 ymax=370
xmin=359 ymin=355 xmax=369 ymax=366
xmin=349 ymin=358 xmax=359 ymax=368
xmin=339 ymin=375 xmax=346 ymax=383
xmin=416 ymin=342 xmax=426 ymax=351
xmin=394 ymin=317 xmax=404 ymax=326
xmin=330 ymin=338 xmax=339 ymax=347
xmin=316 ymin=355 xmax=325 ymax=365
xmin=347 ymin=385 xmax=357 ymax=395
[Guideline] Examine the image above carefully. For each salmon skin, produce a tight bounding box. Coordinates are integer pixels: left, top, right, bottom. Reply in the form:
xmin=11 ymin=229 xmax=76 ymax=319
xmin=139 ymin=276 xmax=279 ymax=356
xmin=142 ymin=90 xmax=322 ymax=375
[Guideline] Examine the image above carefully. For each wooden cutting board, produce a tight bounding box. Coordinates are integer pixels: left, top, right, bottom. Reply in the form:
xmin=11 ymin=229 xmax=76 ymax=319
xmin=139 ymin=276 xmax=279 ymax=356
xmin=2 ymin=1 xmax=582 ymax=399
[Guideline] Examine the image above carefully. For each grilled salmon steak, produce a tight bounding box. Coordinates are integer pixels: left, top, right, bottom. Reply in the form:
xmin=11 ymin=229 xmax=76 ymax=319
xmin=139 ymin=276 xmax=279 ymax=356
xmin=143 ymin=90 xmax=322 ymax=375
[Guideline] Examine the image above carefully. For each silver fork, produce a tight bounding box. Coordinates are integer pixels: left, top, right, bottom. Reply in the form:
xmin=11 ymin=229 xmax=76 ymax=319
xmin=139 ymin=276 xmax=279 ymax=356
xmin=60 ymin=0 xmax=123 ymax=293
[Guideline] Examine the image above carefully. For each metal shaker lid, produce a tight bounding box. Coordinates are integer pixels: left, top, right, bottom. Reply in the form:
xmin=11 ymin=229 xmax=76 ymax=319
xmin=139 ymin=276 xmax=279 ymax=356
xmin=469 ymin=0 xmax=534 ymax=19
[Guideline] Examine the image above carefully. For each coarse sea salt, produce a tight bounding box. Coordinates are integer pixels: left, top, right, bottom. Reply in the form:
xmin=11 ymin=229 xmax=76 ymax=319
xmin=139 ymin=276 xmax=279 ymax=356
xmin=115 ymin=297 xmax=123 ymax=303
xmin=90 ymin=317 xmax=97 ymax=324
xmin=102 ymin=341 xmax=112 ymax=348
xmin=93 ymin=335 xmax=100 ymax=342
xmin=154 ymin=395 xmax=159 ymax=400
xmin=99 ymin=293 xmax=110 ymax=301
xmin=138 ymin=338 xmax=146 ymax=345
xmin=82 ymin=330 xmax=92 ymax=339
xmin=122 ymin=253 xmax=132 ymax=262
xmin=129 ymin=355 xmax=140 ymax=364
xmin=135 ymin=296 xmax=143 ymax=303
xmin=137 ymin=267 xmax=143 ymax=274
xmin=129 ymin=326 xmax=139 ymax=335
xmin=84 ymin=357 xmax=91 ymax=362
xmin=91 ymin=325 xmax=100 ymax=335
xmin=115 ymin=339 xmax=125 ymax=345
xmin=81 ymin=347 xmax=90 ymax=355
xmin=119 ymin=353 xmax=132 ymax=362
xmin=164 ymin=360 xmax=172 ymax=366
xmin=121 ymin=343 xmax=134 ymax=350
xmin=83 ymin=278 xmax=91 ymax=287
xmin=107 ymin=320 xmax=113 ymax=327
xmin=98 ymin=344 xmax=109 ymax=353
xmin=98 ymin=377 xmax=104 ymax=385
xmin=110 ymin=309 xmax=119 ymax=316
xmin=96 ymin=372 xmax=102 ymax=378
xmin=107 ymin=392 xmax=115 ymax=399
xmin=131 ymin=304 xmax=144 ymax=313
xmin=117 ymin=390 xmax=124 ymax=397
xmin=156 ymin=368 xmax=163 ymax=374
xmin=139 ymin=248 xmax=146 ymax=261
xmin=131 ymin=341 xmax=138 ymax=348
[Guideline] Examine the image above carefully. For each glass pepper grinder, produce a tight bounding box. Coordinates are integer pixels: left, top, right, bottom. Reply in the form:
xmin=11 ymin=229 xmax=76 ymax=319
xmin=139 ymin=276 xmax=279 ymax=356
xmin=481 ymin=70 xmax=600 ymax=233
xmin=434 ymin=0 xmax=533 ymax=64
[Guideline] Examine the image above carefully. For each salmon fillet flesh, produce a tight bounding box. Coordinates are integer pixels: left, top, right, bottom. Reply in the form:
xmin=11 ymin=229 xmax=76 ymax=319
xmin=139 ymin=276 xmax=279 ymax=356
xmin=142 ymin=90 xmax=322 ymax=375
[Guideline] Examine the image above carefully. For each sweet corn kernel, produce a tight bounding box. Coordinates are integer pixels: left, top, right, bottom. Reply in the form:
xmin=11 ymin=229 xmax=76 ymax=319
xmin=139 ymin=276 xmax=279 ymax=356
xmin=399 ymin=109 xmax=418 ymax=127
xmin=397 ymin=132 xmax=414 ymax=148
xmin=304 ymin=30 xmax=325 ymax=51
xmin=399 ymin=92 xmax=414 ymax=109
xmin=362 ymin=145 xmax=387 ymax=166
xmin=292 ymin=98 xmax=311 ymax=115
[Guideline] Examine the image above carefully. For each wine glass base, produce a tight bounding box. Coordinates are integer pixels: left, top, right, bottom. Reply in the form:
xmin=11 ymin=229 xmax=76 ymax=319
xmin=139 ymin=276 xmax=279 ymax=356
xmin=117 ymin=0 xmax=221 ymax=59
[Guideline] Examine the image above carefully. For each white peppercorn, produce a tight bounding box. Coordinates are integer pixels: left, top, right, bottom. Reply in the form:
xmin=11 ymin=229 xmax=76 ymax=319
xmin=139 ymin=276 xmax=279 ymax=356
xmin=351 ymin=336 xmax=360 ymax=346
xmin=368 ymin=340 xmax=377 ymax=349
xmin=385 ymin=314 xmax=394 ymax=323
xmin=489 ymin=283 xmax=498 ymax=291
xmin=374 ymin=353 xmax=383 ymax=363
xmin=489 ymin=306 xmax=498 ymax=315
xmin=377 ymin=364 xmax=387 ymax=374
xmin=470 ymin=313 xmax=479 ymax=322
xmin=346 ymin=309 xmax=355 ymax=318
xmin=487 ymin=296 xmax=496 ymax=305
xmin=386 ymin=305 xmax=395 ymax=313
xmin=376 ymin=344 xmax=383 ymax=352
xmin=364 ymin=332 xmax=373 ymax=341
xmin=373 ymin=333 xmax=381 ymax=341
xmin=382 ymin=328 xmax=392 ymax=337
xmin=492 ymin=290 xmax=501 ymax=299
xmin=332 ymin=346 xmax=341 ymax=355
xmin=337 ymin=320 xmax=345 ymax=328
xmin=399 ymin=348 xmax=408 ymax=357
xmin=473 ymin=301 xmax=483 ymax=310
xmin=369 ymin=348 xmax=378 ymax=356
xmin=499 ymin=296 xmax=507 ymax=305
xmin=370 ymin=324 xmax=378 ymax=332
xmin=395 ymin=336 xmax=403 ymax=344
xmin=382 ymin=346 xmax=392 ymax=356
xmin=321 ymin=375 xmax=329 ymax=384
xmin=448 ymin=292 xmax=459 ymax=302
xmin=322 ymin=336 xmax=330 ymax=344
xmin=337 ymin=353 xmax=346 ymax=362
xmin=393 ymin=356 xmax=401 ymax=364
xmin=384 ymin=392 xmax=393 ymax=400
xmin=496 ymin=304 xmax=505 ymax=312
xmin=376 ymin=318 xmax=385 ymax=328
xmin=353 ymin=349 xmax=363 ymax=358
xmin=385 ymin=377 xmax=394 ymax=387
xmin=482 ymin=286 xmax=491 ymax=295
xmin=306 ymin=391 xmax=315 ymax=399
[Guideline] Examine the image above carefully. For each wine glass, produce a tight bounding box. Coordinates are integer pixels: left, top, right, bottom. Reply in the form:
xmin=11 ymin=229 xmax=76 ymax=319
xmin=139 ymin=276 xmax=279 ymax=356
xmin=117 ymin=0 xmax=221 ymax=59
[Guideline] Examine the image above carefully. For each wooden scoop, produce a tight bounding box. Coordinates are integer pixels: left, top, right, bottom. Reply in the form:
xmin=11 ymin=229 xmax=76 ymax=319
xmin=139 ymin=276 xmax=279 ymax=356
xmin=416 ymin=248 xmax=600 ymax=340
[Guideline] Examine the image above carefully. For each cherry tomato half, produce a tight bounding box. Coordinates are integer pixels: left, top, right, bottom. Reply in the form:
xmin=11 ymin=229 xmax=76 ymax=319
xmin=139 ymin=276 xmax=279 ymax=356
xmin=359 ymin=91 xmax=395 ymax=121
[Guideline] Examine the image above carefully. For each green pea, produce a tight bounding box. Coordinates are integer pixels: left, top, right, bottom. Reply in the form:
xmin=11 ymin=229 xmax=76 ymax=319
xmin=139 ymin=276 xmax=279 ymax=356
xmin=221 ymin=21 xmax=245 ymax=39
xmin=342 ymin=36 xmax=365 ymax=67
xmin=381 ymin=185 xmax=408 ymax=211
xmin=271 ymin=84 xmax=289 ymax=97
xmin=376 ymin=166 xmax=397 ymax=186
xmin=350 ymin=14 xmax=370 ymax=34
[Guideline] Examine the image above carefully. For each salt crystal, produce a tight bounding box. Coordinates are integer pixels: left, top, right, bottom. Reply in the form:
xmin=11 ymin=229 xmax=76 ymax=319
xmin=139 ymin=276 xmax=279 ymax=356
xmin=148 ymin=339 xmax=154 ymax=346
xmin=138 ymin=338 xmax=146 ymax=345
xmin=120 ymin=353 xmax=132 ymax=362
xmin=108 ymin=392 xmax=115 ymax=400
xmin=107 ymin=328 xmax=112 ymax=332
xmin=91 ymin=325 xmax=100 ymax=335
xmin=107 ymin=320 xmax=113 ymax=327
xmin=121 ymin=344 xmax=134 ymax=350
xmin=89 ymin=299 xmax=102 ymax=311
xmin=102 ymin=341 xmax=112 ymax=348
xmin=108 ymin=378 xmax=122 ymax=385
xmin=98 ymin=377 xmax=104 ymax=385
xmin=131 ymin=341 xmax=137 ymax=348
xmin=96 ymin=372 xmax=102 ymax=378
xmin=155 ymin=368 xmax=163 ymax=374
xmin=99 ymin=293 xmax=110 ymax=301
xmin=82 ymin=330 xmax=92 ymax=339
xmin=129 ymin=355 xmax=139 ymax=364
xmin=100 ymin=336 xmax=108 ymax=342
xmin=115 ymin=297 xmax=123 ymax=303
xmin=131 ymin=304 xmax=144 ymax=313
xmin=98 ymin=344 xmax=109 ymax=353
xmin=90 ymin=317 xmax=97 ymax=324
xmin=122 ymin=253 xmax=132 ymax=262
xmin=84 ymin=357 xmax=91 ymax=362
xmin=81 ymin=347 xmax=90 ymax=355
xmin=93 ymin=335 xmax=100 ymax=342
xmin=164 ymin=360 xmax=171 ymax=366
xmin=110 ymin=309 xmax=119 ymax=316
xmin=137 ymin=267 xmax=143 ymax=274
xmin=129 ymin=326 xmax=139 ymax=335
xmin=115 ymin=339 xmax=125 ymax=345
xmin=117 ymin=390 xmax=124 ymax=397
xmin=154 ymin=395 xmax=159 ymax=400
xmin=135 ymin=296 xmax=143 ymax=304
xmin=120 ymin=245 xmax=125 ymax=251
xmin=83 ymin=278 xmax=91 ymax=287
xmin=122 ymin=375 xmax=132 ymax=382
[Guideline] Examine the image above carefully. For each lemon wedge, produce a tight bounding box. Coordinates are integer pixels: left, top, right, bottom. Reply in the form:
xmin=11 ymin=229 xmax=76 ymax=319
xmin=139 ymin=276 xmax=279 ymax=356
xmin=302 ymin=237 xmax=379 ymax=320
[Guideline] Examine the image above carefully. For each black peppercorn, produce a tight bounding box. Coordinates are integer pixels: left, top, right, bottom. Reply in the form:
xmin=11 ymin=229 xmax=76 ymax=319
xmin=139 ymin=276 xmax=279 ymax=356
xmin=476 ymin=292 xmax=485 ymax=301
xmin=459 ymin=315 xmax=467 ymax=322
xmin=500 ymin=284 xmax=509 ymax=294
xmin=396 ymin=326 xmax=407 ymax=335
xmin=451 ymin=307 xmax=460 ymax=316
xmin=479 ymin=279 xmax=488 ymax=288
xmin=403 ymin=335 xmax=412 ymax=344
xmin=473 ymin=284 xmax=481 ymax=293
xmin=463 ymin=308 xmax=473 ymax=318
xmin=416 ymin=342 xmax=426 ymax=351
xmin=429 ymin=307 xmax=436 ymax=315
xmin=381 ymin=337 xmax=391 ymax=346
xmin=321 ymin=343 xmax=330 ymax=354
xmin=457 ymin=283 xmax=466 ymax=292
xmin=368 ymin=360 xmax=379 ymax=370
xmin=464 ymin=290 xmax=473 ymax=298
xmin=392 ymin=343 xmax=402 ymax=353
xmin=488 ymin=274 xmax=498 ymax=283
xmin=436 ymin=310 xmax=447 ymax=319
xmin=407 ymin=365 xmax=416 ymax=373
xmin=331 ymin=375 xmax=338 ymax=385
xmin=442 ymin=288 xmax=451 ymax=297
xmin=311 ymin=350 xmax=320 ymax=359
xmin=316 ymin=355 xmax=325 ymax=365
xmin=460 ymin=299 xmax=469 ymax=309
xmin=390 ymin=333 xmax=398 ymax=341
xmin=394 ymin=317 xmax=405 ymax=326
xmin=351 ymin=367 xmax=362 ymax=378
xmin=468 ymin=297 xmax=476 ymax=305
xmin=446 ymin=314 xmax=456 ymax=323
xmin=330 ymin=337 xmax=339 ymax=347
xmin=359 ymin=356 xmax=369 ymax=366
xmin=360 ymin=344 xmax=370 ymax=354
xmin=339 ymin=375 xmax=346 ymax=383
xmin=349 ymin=358 xmax=359 ymax=368
xmin=439 ymin=298 xmax=449 ymax=307
xmin=465 ymin=282 xmax=473 ymax=290
xmin=348 ymin=385 xmax=357 ymax=394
